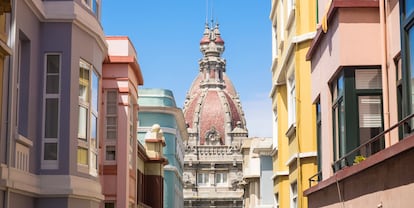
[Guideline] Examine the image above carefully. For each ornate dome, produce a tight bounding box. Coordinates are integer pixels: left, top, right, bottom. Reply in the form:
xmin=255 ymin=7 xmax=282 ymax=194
xmin=183 ymin=23 xmax=247 ymax=146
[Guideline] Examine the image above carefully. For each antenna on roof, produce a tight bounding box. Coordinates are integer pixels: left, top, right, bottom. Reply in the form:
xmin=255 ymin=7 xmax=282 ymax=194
xmin=205 ymin=0 xmax=209 ymax=24
xmin=211 ymin=0 xmax=215 ymax=26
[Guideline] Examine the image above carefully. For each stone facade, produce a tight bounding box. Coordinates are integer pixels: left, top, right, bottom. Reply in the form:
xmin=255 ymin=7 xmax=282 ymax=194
xmin=183 ymin=23 xmax=247 ymax=208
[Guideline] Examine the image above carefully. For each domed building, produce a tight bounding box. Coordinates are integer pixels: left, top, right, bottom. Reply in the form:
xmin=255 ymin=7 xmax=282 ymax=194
xmin=183 ymin=23 xmax=248 ymax=208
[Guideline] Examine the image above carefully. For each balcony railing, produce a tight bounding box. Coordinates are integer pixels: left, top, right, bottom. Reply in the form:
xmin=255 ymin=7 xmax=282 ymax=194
xmin=332 ymin=113 xmax=414 ymax=172
xmin=308 ymin=171 xmax=322 ymax=187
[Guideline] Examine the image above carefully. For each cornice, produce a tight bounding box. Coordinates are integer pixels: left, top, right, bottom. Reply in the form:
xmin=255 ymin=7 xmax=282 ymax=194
xmin=24 ymin=0 xmax=107 ymax=53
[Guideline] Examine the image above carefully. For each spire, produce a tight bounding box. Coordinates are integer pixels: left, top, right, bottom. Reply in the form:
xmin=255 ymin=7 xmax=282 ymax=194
xmin=198 ymin=23 xmax=226 ymax=89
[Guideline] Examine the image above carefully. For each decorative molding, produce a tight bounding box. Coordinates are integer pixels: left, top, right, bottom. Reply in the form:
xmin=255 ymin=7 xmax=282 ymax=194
xmin=164 ymin=165 xmax=184 ymax=185
xmin=271 ymin=170 xmax=289 ymax=180
xmin=24 ymin=0 xmax=107 ymax=53
xmin=1 ymin=167 xmax=104 ymax=201
xmin=292 ymin=32 xmax=317 ymax=44
xmin=285 ymin=152 xmax=318 ymax=166
xmin=285 ymin=123 xmax=296 ymax=138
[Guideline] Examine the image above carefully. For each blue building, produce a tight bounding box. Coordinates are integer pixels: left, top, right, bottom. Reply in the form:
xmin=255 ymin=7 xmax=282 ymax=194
xmin=138 ymin=88 xmax=188 ymax=208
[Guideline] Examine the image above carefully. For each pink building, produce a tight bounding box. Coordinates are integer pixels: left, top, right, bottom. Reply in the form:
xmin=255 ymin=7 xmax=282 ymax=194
xmin=305 ymin=0 xmax=414 ymax=207
xmin=101 ymin=36 xmax=143 ymax=208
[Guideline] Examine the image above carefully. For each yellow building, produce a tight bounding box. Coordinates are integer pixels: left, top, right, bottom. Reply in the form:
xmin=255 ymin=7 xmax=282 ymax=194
xmin=269 ymin=0 xmax=317 ymax=207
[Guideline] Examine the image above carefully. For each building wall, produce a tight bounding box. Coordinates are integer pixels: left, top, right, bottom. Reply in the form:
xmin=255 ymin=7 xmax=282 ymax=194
xmin=270 ymin=0 xmax=318 ymax=207
xmin=138 ymin=88 xmax=187 ymax=208
xmin=259 ymin=156 xmax=273 ymax=206
xmin=309 ymin=3 xmax=383 ymax=181
xmin=101 ymin=36 xmax=143 ymax=208
xmin=0 ymin=1 xmax=107 ymax=207
xmin=304 ymin=1 xmax=414 ymax=208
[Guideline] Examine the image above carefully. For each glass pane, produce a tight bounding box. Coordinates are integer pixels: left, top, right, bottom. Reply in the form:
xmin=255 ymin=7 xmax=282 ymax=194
xmin=339 ymin=101 xmax=345 ymax=158
xmin=106 ymin=146 xmax=116 ymax=160
xmin=92 ymin=71 xmax=99 ymax=111
xmin=91 ymin=115 xmax=97 ymax=148
xmin=77 ymin=147 xmax=88 ymax=165
xmin=44 ymin=143 xmax=57 ymax=160
xmin=337 ymin=76 xmax=344 ymax=96
xmin=358 ymin=96 xmax=383 ymax=156
xmin=355 ymin=69 xmax=382 ymax=89
xmin=405 ymin=0 xmax=414 ymax=16
xmin=107 ymin=104 xmax=117 ymax=115
xmin=46 ymin=75 xmax=59 ymax=94
xmin=410 ymin=27 xmax=414 ymax=113
xmin=79 ymin=68 xmax=89 ymax=102
xmin=106 ymin=129 xmax=117 ymax=140
xmin=79 ymin=85 xmax=88 ymax=102
xmin=91 ymin=153 xmax=97 ymax=169
xmin=45 ymin=98 xmax=58 ymax=138
xmin=47 ymin=55 xmax=59 ymax=73
xmin=78 ymin=106 xmax=88 ymax=140
xmin=105 ymin=203 xmax=115 ymax=208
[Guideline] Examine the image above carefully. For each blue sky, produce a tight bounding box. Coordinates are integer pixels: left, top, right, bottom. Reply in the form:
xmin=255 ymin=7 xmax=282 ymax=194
xmin=102 ymin=0 xmax=273 ymax=137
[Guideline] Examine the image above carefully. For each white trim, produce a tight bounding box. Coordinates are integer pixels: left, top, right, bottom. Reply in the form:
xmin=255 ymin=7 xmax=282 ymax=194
xmin=292 ymin=32 xmax=317 ymax=44
xmin=138 ymin=126 xmax=177 ymax=135
xmin=285 ymin=152 xmax=317 ymax=166
xmin=271 ymin=170 xmax=289 ymax=180
xmin=274 ymin=39 xmax=295 ymax=85
xmin=164 ymin=165 xmax=184 ymax=185
xmin=16 ymin=134 xmax=33 ymax=147
xmin=138 ymin=93 xmax=175 ymax=101
xmin=0 ymin=166 xmax=104 ymax=201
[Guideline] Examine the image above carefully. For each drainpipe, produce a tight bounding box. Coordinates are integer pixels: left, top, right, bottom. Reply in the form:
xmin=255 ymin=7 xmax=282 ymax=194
xmin=380 ymin=0 xmax=391 ymax=146
xmin=4 ymin=0 xmax=17 ymax=207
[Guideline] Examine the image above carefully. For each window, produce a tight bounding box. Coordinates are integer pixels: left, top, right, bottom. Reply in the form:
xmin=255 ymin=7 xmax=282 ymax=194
xmin=83 ymin=0 xmax=101 ymax=18
xmin=290 ymin=182 xmax=297 ymax=208
xmin=401 ymin=0 xmax=414 ymax=134
xmin=197 ymin=172 xmax=210 ymax=186
xmin=274 ymin=193 xmax=279 ymax=208
xmin=17 ymin=34 xmax=30 ymax=137
xmin=316 ymin=101 xmax=322 ymax=176
xmin=331 ymin=68 xmax=383 ymax=169
xmin=286 ymin=0 xmax=295 ymax=27
xmin=288 ymin=73 xmax=296 ymax=127
xmin=273 ymin=108 xmax=278 ymax=150
xmin=129 ymin=96 xmax=134 ymax=168
xmin=104 ymin=202 xmax=115 ymax=208
xmin=215 ymin=172 xmax=227 ymax=185
xmin=42 ymin=54 xmax=61 ymax=169
xmin=106 ymin=146 xmax=116 ymax=160
xmin=272 ymin=24 xmax=278 ymax=59
xmin=77 ymin=60 xmax=99 ymax=176
xmin=106 ymin=90 xmax=117 ymax=140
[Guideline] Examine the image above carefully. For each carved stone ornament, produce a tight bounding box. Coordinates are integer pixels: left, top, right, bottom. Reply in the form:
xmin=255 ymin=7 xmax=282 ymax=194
xmin=205 ymin=126 xmax=221 ymax=145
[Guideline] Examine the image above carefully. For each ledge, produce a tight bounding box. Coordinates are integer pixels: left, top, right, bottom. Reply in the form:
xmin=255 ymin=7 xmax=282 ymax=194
xmin=304 ymin=132 xmax=414 ymax=196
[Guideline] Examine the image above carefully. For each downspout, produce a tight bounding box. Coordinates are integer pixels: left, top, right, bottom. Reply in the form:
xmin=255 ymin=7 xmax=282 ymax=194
xmin=294 ymin=1 xmax=303 ymax=207
xmin=380 ymin=0 xmax=391 ymax=146
xmin=5 ymin=0 xmax=16 ymax=207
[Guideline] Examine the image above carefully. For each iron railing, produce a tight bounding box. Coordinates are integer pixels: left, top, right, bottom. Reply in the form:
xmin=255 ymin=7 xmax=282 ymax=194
xmin=308 ymin=113 xmax=414 ymax=187
xmin=332 ymin=113 xmax=414 ymax=172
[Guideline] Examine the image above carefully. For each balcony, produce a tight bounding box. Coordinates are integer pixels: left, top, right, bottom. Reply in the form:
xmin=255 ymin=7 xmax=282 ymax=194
xmin=305 ymin=113 xmax=414 ymax=207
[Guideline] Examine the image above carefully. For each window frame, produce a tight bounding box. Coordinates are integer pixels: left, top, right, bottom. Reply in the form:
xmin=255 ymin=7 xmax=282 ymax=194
xmin=197 ymin=172 xmax=210 ymax=187
xmin=331 ymin=67 xmax=383 ymax=168
xmin=400 ymin=0 xmax=414 ymax=134
xmin=287 ymin=72 xmax=296 ymax=128
xmin=41 ymin=53 xmax=61 ymax=170
xmin=290 ymin=181 xmax=298 ymax=208
xmin=77 ymin=60 xmax=99 ymax=176
xmin=215 ymin=172 xmax=227 ymax=186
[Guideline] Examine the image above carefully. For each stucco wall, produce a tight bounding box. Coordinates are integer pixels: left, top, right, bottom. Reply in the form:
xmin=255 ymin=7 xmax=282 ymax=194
xmin=308 ymin=148 xmax=414 ymax=208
